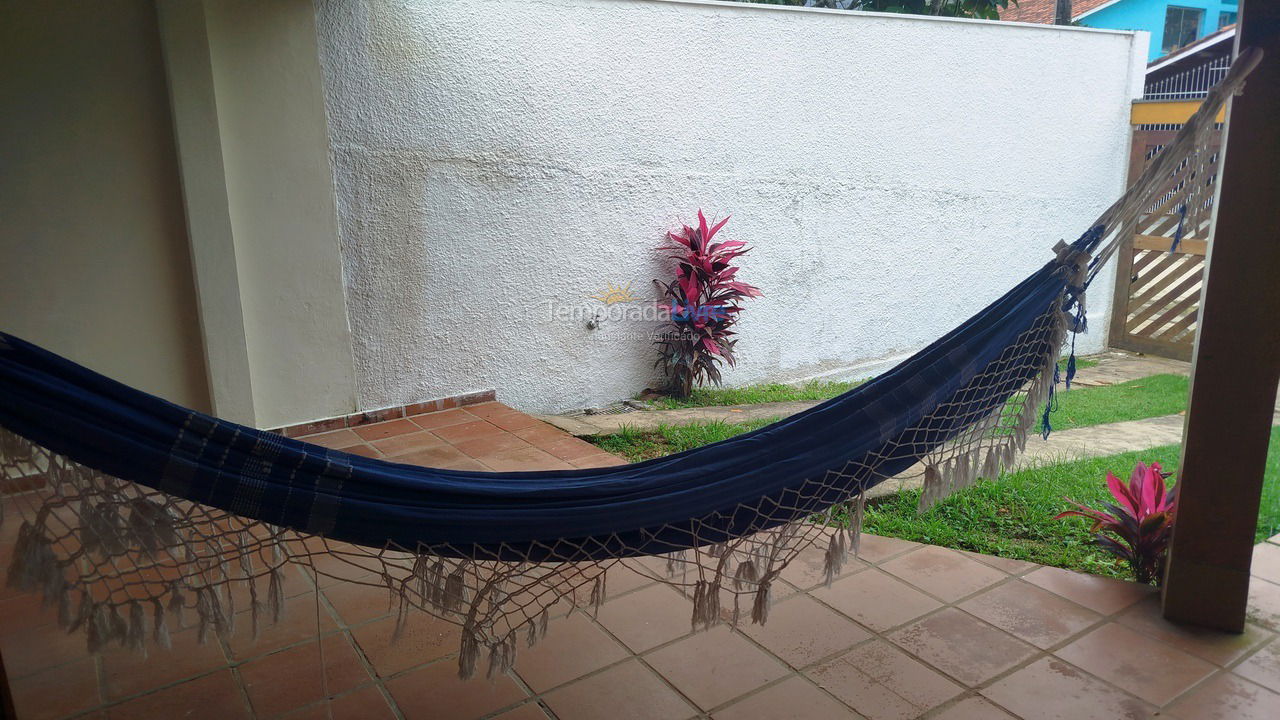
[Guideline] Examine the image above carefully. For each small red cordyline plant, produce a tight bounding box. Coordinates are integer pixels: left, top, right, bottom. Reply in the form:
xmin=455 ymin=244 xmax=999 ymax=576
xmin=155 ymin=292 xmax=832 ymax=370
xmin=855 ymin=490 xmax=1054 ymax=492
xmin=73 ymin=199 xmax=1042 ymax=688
xmin=1055 ymin=461 xmax=1178 ymax=585
xmin=654 ymin=211 xmax=761 ymax=398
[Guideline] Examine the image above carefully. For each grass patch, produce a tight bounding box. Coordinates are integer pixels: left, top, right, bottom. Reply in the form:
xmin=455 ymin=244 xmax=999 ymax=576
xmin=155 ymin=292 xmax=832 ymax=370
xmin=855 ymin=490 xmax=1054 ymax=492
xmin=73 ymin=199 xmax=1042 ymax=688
xmin=1059 ymin=356 xmax=1099 ymax=372
xmin=643 ymin=356 xmax=1101 ymax=411
xmin=643 ymin=381 xmax=863 ymax=410
xmin=588 ymin=417 xmax=780 ymax=463
xmin=865 ymin=425 xmax=1280 ymax=579
xmin=1049 ymin=373 xmax=1188 ymax=431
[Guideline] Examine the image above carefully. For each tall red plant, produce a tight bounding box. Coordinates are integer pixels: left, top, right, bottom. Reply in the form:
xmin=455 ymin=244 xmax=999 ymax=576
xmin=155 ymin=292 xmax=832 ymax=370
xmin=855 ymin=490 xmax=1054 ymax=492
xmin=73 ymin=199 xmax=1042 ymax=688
xmin=654 ymin=211 xmax=761 ymax=398
xmin=1055 ymin=461 xmax=1178 ymax=584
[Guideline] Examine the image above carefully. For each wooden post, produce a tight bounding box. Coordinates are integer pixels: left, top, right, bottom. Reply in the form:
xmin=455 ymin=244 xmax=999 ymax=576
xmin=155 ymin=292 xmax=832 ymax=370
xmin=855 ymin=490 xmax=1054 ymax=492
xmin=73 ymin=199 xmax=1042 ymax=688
xmin=1162 ymin=0 xmax=1280 ymax=631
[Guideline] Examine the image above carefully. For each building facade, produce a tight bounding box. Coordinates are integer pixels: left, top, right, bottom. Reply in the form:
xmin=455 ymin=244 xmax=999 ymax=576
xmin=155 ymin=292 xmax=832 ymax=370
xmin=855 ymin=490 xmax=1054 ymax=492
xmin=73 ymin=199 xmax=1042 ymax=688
xmin=1003 ymin=0 xmax=1238 ymax=60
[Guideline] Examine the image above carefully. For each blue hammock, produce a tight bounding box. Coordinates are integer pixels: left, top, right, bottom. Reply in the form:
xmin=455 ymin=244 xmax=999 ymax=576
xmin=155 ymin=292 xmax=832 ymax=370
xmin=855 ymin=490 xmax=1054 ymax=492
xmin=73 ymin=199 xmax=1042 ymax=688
xmin=0 ymin=228 xmax=1099 ymax=562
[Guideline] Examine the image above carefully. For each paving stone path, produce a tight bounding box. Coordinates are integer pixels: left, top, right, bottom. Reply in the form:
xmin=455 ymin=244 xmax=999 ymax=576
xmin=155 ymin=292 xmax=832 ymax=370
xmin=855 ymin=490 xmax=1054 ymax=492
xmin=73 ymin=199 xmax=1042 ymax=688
xmin=542 ymin=350 xmax=1193 ymax=436
xmin=540 ymin=351 xmax=1277 ymax=498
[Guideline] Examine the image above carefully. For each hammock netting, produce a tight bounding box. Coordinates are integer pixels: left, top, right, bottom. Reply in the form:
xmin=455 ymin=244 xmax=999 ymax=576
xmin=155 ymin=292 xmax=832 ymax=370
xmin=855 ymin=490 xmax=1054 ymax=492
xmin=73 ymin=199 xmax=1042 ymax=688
xmin=0 ymin=50 xmax=1258 ymax=680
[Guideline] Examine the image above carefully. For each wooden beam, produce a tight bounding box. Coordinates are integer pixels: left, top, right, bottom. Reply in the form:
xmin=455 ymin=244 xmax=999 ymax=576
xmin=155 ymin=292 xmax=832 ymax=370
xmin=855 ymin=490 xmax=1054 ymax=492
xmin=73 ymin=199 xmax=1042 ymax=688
xmin=1162 ymin=0 xmax=1280 ymax=631
xmin=1133 ymin=234 xmax=1209 ymax=256
xmin=0 ymin=649 xmax=14 ymax=719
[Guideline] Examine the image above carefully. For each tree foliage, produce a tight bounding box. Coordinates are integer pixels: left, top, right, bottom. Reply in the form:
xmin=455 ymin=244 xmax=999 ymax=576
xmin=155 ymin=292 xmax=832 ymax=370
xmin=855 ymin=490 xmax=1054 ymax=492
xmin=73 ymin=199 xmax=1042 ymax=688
xmin=734 ymin=0 xmax=1016 ymax=22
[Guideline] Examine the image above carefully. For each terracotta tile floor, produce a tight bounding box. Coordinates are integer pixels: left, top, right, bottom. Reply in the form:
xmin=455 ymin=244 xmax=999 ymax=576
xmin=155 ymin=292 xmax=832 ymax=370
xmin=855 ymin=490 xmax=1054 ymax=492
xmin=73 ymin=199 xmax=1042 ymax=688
xmin=303 ymin=403 xmax=625 ymax=471
xmin=3 ymin=403 xmax=1280 ymax=718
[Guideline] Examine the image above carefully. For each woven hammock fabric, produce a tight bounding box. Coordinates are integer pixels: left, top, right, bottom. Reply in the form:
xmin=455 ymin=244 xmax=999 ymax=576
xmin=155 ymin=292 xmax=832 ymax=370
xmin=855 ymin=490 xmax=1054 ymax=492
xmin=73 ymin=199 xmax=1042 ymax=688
xmin=0 ymin=50 xmax=1258 ymax=678
xmin=0 ymin=249 xmax=1074 ymax=559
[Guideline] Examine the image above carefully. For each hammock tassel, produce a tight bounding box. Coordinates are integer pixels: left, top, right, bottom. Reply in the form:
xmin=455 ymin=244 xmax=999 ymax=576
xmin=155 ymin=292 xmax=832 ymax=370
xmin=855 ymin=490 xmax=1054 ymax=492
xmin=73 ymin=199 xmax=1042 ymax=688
xmin=666 ymin=550 xmax=689 ymax=578
xmin=109 ymin=604 xmax=128 ymax=646
xmin=83 ymin=501 xmax=128 ymax=557
xmin=87 ymin=602 xmax=111 ymax=654
xmin=486 ymin=630 xmax=519 ymax=680
xmin=56 ymin=585 xmax=72 ymax=629
xmin=153 ymin=598 xmax=171 ymax=650
xmin=966 ymin=450 xmax=982 ymax=488
xmin=691 ymin=579 xmax=722 ymax=629
xmin=953 ymin=454 xmax=971 ymax=493
xmin=525 ymin=613 xmax=543 ymax=648
xmin=426 ymin=559 xmax=446 ymax=608
xmin=411 ymin=553 xmax=430 ymax=599
xmin=126 ymin=600 xmax=146 ymax=653
xmin=589 ymin=575 xmax=606 ymax=610
xmin=1040 ymin=386 xmax=1056 ymax=440
xmin=266 ymin=565 xmax=285 ymax=625
xmin=126 ymin=498 xmax=178 ymax=554
xmin=850 ymin=492 xmax=866 ymax=555
xmin=9 ymin=522 xmax=64 ymax=607
xmin=194 ymin=587 xmax=212 ymax=644
xmin=919 ymin=465 xmax=942 ymax=512
xmin=222 ymin=582 xmax=238 ymax=637
xmin=69 ymin=593 xmax=93 ymax=635
xmin=458 ymin=628 xmax=480 ymax=679
xmin=167 ymin=582 xmax=186 ymax=629
xmin=750 ymin=580 xmax=772 ymax=624
xmin=391 ymin=594 xmax=409 ymax=643
xmin=194 ymin=585 xmax=229 ymax=644
xmin=442 ymin=566 xmax=467 ymax=612
xmin=823 ymin=529 xmax=847 ymax=587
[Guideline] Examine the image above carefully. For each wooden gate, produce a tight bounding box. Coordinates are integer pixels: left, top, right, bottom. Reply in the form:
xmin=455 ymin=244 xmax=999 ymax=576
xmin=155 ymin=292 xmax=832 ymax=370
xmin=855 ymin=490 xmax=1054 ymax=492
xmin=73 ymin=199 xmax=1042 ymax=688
xmin=1108 ymin=126 xmax=1222 ymax=361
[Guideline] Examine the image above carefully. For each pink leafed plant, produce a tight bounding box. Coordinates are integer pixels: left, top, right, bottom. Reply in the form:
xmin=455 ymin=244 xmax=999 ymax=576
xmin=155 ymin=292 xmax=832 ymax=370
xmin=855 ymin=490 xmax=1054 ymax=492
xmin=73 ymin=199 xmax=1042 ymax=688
xmin=653 ymin=211 xmax=762 ymax=398
xmin=1055 ymin=461 xmax=1178 ymax=585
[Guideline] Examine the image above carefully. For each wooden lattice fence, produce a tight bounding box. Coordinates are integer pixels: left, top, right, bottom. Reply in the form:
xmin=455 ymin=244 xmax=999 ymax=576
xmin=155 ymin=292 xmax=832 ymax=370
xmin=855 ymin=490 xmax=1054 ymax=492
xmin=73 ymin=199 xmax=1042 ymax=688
xmin=1108 ymin=125 xmax=1223 ymax=361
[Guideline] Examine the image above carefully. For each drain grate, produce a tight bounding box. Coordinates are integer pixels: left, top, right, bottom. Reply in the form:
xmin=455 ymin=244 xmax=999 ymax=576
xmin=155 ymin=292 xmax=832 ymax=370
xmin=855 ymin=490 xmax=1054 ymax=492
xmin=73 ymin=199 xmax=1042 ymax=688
xmin=566 ymin=401 xmax=646 ymax=417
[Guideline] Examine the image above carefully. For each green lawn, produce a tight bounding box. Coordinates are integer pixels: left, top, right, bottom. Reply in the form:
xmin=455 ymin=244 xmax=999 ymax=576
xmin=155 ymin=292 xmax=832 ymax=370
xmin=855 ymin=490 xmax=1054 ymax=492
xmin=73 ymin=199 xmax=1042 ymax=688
xmin=644 ymin=356 xmax=1100 ymax=411
xmin=605 ymin=369 xmax=1186 ymax=462
xmin=865 ymin=426 xmax=1280 ymax=580
xmin=1060 ymin=356 xmax=1100 ymax=372
xmin=643 ymin=381 xmax=863 ymax=410
xmin=1049 ymin=373 xmax=1189 ymax=431
xmin=589 ymin=417 xmax=779 ymax=463
xmin=590 ymin=368 xmax=1279 ymax=582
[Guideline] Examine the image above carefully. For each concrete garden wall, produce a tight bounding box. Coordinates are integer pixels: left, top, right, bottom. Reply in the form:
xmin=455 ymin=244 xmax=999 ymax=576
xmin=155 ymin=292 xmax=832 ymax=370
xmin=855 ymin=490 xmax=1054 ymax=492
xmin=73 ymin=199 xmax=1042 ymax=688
xmin=316 ymin=0 xmax=1147 ymax=414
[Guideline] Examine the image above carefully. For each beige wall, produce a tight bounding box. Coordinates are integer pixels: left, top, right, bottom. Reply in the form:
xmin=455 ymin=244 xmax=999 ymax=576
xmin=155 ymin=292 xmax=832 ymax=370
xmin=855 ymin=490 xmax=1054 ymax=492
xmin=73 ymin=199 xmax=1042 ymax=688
xmin=0 ymin=0 xmax=210 ymax=411
xmin=200 ymin=0 xmax=358 ymax=428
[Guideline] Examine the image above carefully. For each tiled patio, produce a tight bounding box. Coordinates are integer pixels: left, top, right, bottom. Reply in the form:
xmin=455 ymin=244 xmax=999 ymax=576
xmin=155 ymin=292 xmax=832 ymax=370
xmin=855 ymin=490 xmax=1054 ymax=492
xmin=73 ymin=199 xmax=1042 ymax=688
xmin=294 ymin=402 xmax=627 ymax=472
xmin=3 ymin=403 xmax=1280 ymax=719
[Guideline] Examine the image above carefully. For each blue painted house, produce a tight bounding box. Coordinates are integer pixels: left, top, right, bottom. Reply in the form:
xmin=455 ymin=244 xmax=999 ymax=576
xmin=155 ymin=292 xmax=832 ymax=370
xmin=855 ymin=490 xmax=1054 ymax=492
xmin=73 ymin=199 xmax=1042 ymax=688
xmin=1002 ymin=0 xmax=1239 ymax=60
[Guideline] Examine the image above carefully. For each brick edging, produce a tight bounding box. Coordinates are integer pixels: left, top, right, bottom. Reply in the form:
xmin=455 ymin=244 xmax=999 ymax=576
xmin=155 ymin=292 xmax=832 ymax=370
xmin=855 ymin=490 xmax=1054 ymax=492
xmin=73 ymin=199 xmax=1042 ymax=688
xmin=272 ymin=390 xmax=497 ymax=438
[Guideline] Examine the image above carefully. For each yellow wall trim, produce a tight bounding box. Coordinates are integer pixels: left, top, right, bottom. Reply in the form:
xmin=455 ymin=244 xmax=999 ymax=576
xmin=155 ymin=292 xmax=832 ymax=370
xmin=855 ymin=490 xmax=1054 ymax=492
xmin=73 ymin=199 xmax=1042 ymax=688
xmin=1131 ymin=100 xmax=1227 ymax=125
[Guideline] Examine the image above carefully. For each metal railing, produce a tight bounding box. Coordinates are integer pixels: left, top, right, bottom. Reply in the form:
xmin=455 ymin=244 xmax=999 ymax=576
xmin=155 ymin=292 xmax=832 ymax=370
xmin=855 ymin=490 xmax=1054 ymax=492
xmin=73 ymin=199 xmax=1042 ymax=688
xmin=1144 ymin=54 xmax=1232 ymax=100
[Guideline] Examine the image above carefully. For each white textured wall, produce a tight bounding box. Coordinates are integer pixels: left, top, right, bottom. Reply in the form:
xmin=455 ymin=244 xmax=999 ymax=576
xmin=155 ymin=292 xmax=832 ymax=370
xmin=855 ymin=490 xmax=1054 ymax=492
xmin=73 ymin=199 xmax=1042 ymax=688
xmin=316 ymin=0 xmax=1144 ymax=414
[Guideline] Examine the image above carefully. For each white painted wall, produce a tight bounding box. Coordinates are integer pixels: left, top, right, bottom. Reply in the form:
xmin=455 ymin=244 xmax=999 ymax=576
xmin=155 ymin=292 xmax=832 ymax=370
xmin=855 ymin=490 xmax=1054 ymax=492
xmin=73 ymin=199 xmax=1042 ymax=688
xmin=316 ymin=0 xmax=1145 ymax=414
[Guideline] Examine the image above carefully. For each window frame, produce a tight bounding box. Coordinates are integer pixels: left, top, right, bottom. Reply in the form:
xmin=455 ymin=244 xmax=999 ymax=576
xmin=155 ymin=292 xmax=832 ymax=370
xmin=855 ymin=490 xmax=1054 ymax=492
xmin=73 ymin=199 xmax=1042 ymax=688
xmin=1163 ymin=5 xmax=1206 ymax=53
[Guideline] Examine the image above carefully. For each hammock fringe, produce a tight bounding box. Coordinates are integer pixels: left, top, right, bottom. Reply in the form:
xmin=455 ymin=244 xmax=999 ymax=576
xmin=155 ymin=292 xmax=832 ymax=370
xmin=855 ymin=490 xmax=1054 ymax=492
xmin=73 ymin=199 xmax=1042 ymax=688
xmin=0 ymin=265 xmax=1075 ymax=678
